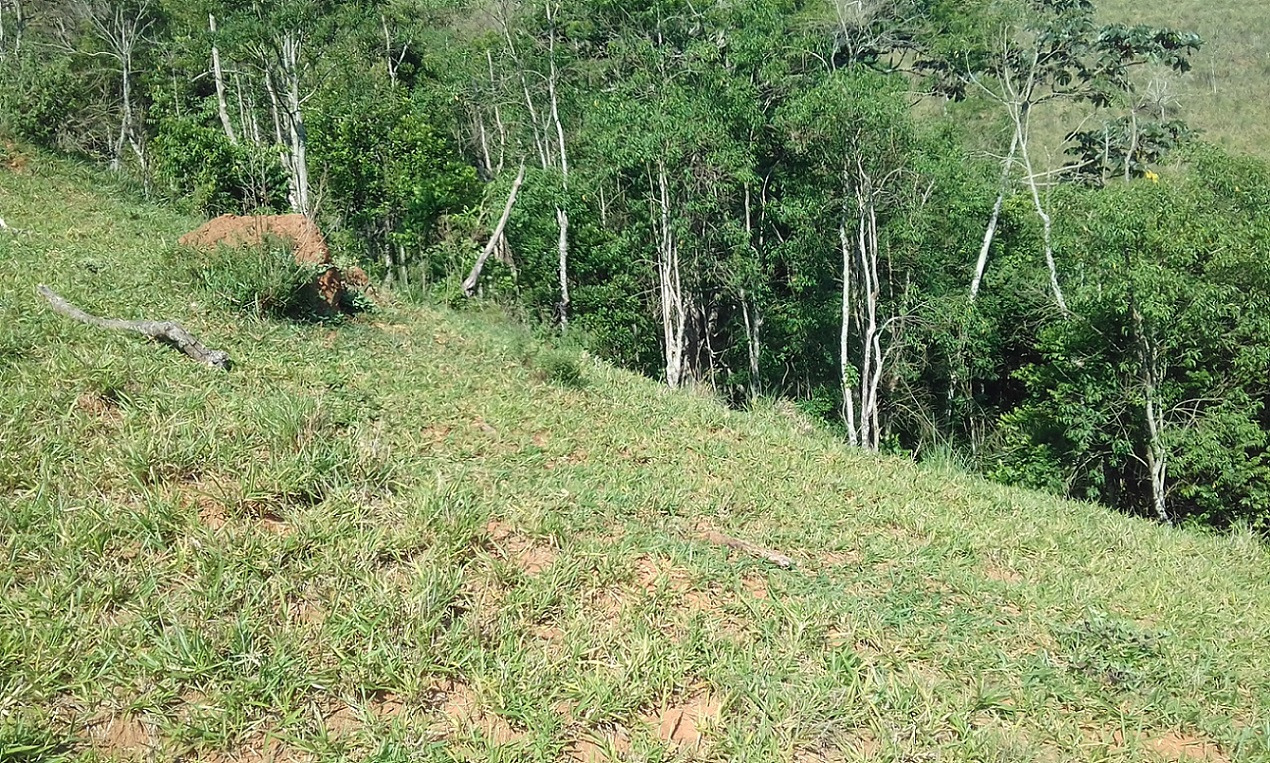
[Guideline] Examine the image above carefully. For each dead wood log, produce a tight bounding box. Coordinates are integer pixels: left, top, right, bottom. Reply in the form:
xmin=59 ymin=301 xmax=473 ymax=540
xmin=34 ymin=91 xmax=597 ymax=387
xmin=699 ymin=529 xmax=794 ymax=569
xmin=38 ymin=285 xmax=231 ymax=370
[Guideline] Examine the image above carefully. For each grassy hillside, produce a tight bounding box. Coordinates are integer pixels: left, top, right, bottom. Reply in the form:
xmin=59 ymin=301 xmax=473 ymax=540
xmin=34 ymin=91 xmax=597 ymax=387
xmin=3 ymin=153 xmax=1270 ymax=763
xmin=1102 ymin=0 xmax=1270 ymax=159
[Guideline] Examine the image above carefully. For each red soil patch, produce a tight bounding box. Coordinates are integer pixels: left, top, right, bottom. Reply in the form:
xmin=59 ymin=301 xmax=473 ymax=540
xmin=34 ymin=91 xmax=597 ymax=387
xmin=2 ymin=140 xmax=29 ymax=173
xmin=1139 ymin=730 xmax=1229 ymax=762
xmin=431 ymin=679 xmax=524 ymax=744
xmin=741 ymin=574 xmax=769 ymax=599
xmin=984 ymin=563 xmax=1024 ymax=584
xmin=486 ymin=518 xmax=558 ymax=574
xmin=203 ymin=736 xmax=314 ymax=763
xmin=178 ymin=214 xmax=349 ymax=310
xmin=567 ymin=728 xmax=633 ymax=762
xmin=641 ymin=693 xmax=721 ymax=748
xmin=86 ymin=713 xmax=151 ymax=760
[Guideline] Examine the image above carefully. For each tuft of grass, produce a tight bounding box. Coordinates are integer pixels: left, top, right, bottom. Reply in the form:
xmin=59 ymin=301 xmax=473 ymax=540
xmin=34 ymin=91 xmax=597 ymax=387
xmin=176 ymin=240 xmax=333 ymax=321
xmin=530 ymin=347 xmax=587 ymax=388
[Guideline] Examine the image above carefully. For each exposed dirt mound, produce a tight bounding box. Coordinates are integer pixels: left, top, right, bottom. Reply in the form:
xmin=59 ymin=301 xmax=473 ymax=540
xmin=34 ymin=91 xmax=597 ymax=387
xmin=179 ymin=214 xmax=352 ymax=311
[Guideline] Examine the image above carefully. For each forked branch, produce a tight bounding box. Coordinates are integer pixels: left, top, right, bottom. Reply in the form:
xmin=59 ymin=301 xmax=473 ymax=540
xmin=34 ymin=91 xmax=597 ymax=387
xmin=38 ymin=285 xmax=231 ymax=370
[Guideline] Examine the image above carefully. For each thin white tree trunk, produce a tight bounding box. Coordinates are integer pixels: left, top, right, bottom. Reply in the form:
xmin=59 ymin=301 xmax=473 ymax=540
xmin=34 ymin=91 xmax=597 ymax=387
xmin=463 ymin=162 xmax=526 ymax=296
xmin=658 ymin=163 xmax=686 ymax=388
xmin=487 ymin=51 xmax=507 ymax=174
xmin=546 ymin=6 xmax=571 ymax=329
xmin=970 ymin=128 xmax=1019 ymax=300
xmin=556 ymin=206 xmax=570 ymax=329
xmin=1012 ymin=103 xmax=1068 ymax=312
xmin=209 ymin=14 xmax=237 ymax=145
xmin=276 ymin=33 xmax=311 ymax=216
xmin=12 ymin=0 xmax=22 ymax=57
xmin=839 ymin=221 xmax=858 ymax=446
xmin=1131 ymin=297 xmax=1170 ymax=523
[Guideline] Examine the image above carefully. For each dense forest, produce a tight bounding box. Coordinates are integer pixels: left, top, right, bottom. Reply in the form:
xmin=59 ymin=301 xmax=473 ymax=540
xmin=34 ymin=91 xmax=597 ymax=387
xmin=4 ymin=0 xmax=1270 ymax=531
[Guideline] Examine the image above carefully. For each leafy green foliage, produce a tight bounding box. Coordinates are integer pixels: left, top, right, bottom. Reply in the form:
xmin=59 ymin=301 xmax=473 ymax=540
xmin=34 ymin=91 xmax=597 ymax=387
xmin=153 ymin=115 xmax=289 ymax=213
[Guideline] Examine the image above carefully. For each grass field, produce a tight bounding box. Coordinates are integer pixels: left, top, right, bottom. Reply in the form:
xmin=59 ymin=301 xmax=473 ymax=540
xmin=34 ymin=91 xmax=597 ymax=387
xmin=1103 ymin=0 xmax=1270 ymax=159
xmin=3 ymin=152 xmax=1270 ymax=762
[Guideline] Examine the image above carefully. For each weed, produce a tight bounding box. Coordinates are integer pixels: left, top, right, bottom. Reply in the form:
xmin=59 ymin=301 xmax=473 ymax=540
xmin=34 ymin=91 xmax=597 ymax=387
xmin=531 ymin=347 xmax=586 ymax=388
xmin=177 ymin=240 xmax=332 ymax=321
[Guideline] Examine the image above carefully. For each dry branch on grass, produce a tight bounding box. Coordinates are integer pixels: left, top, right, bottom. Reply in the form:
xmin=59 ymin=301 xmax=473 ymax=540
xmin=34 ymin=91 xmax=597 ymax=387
xmin=699 ymin=529 xmax=794 ymax=569
xmin=37 ymin=284 xmax=231 ymax=370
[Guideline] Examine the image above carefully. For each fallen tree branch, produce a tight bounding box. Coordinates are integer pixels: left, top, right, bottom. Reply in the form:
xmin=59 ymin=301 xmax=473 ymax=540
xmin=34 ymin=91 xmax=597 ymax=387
xmin=463 ymin=161 xmax=526 ymax=297
xmin=699 ymin=529 xmax=794 ymax=569
xmin=37 ymin=285 xmax=231 ymax=370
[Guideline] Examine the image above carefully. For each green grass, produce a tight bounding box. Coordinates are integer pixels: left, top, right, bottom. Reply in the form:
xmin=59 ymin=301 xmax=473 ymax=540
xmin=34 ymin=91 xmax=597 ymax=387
xmin=1102 ymin=0 xmax=1270 ymax=160
xmin=3 ymin=152 xmax=1270 ymax=763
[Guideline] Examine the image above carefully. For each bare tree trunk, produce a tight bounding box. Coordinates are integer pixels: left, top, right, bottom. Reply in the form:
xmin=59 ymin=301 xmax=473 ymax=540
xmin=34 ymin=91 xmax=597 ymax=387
xmin=264 ymin=68 xmax=285 ymax=147
xmin=1130 ymin=296 xmax=1170 ymax=523
xmin=382 ymin=239 xmax=395 ymax=287
xmin=12 ymin=0 xmax=22 ymax=57
xmin=475 ymin=112 xmax=494 ymax=180
xmin=546 ymin=3 xmax=570 ymax=329
xmin=1012 ymin=102 xmax=1067 ymax=312
xmin=657 ymin=162 xmax=687 ymax=389
xmin=556 ymin=206 xmax=570 ymax=329
xmin=741 ymin=185 xmax=762 ymax=399
xmin=487 ymin=51 xmax=507 ymax=174
xmin=381 ymin=14 xmax=406 ymax=86
xmin=839 ymin=221 xmax=859 ymax=446
xmin=970 ymin=128 xmax=1019 ymax=301
xmin=278 ymin=33 xmax=311 ymax=216
xmin=463 ymin=162 xmax=526 ymax=296
xmin=209 ymin=14 xmax=237 ymax=145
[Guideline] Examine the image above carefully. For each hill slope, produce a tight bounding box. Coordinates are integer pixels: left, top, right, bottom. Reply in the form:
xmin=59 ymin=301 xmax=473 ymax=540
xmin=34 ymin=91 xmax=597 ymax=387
xmin=1102 ymin=0 xmax=1270 ymax=159
xmin=2 ymin=155 xmax=1270 ymax=762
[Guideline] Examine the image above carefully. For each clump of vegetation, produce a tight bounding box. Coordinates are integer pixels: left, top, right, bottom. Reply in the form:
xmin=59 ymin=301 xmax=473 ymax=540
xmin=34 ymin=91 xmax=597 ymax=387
xmin=183 ymin=243 xmax=329 ymax=321
xmin=531 ymin=346 xmax=586 ymax=388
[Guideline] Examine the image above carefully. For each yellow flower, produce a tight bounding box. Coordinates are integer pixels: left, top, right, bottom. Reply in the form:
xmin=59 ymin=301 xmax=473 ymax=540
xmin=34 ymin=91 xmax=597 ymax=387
xmin=1144 ymin=170 xmax=1160 ymax=184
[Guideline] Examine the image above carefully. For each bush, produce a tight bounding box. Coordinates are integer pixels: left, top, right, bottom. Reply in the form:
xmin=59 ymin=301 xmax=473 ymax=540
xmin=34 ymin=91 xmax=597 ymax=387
xmin=184 ymin=242 xmax=330 ymax=321
xmin=531 ymin=348 xmax=586 ymax=388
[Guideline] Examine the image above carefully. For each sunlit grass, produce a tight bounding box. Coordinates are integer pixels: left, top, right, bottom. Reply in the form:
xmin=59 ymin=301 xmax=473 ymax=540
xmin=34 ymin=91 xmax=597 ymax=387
xmin=2 ymin=151 xmax=1269 ymax=761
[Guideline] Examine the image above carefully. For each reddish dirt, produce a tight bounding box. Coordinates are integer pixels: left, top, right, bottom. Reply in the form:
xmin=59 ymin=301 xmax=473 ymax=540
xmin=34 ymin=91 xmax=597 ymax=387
xmin=178 ymin=214 xmax=349 ymax=310
xmin=323 ymin=704 xmax=362 ymax=739
xmin=1144 ymin=731 xmax=1229 ymax=762
xmin=642 ymin=694 xmax=721 ymax=748
xmin=2 ymin=139 xmax=29 ymax=173
xmin=567 ymin=727 xmax=633 ymax=762
xmin=203 ymin=736 xmax=314 ymax=763
xmin=485 ymin=518 xmax=559 ymax=574
xmin=741 ymin=574 xmax=770 ymax=599
xmin=87 ymin=714 xmax=151 ymax=760
xmin=431 ymin=679 xmax=524 ymax=744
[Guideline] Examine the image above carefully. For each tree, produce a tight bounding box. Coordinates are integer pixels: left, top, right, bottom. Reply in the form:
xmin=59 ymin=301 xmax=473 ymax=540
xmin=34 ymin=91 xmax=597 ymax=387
xmin=997 ymin=150 xmax=1270 ymax=526
xmin=779 ymin=69 xmax=922 ymax=449
xmin=943 ymin=0 xmax=1200 ymax=306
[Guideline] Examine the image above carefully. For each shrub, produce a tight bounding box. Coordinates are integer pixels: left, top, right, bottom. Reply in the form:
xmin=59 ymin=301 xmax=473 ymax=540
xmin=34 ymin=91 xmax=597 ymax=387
xmin=531 ymin=348 xmax=586 ymax=388
xmin=185 ymin=241 xmax=330 ymax=321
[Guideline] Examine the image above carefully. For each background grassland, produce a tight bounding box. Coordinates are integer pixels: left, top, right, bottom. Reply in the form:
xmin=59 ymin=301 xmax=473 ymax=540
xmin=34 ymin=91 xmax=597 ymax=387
xmin=2 ymin=154 xmax=1270 ymax=762
xmin=1102 ymin=0 xmax=1270 ymax=159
